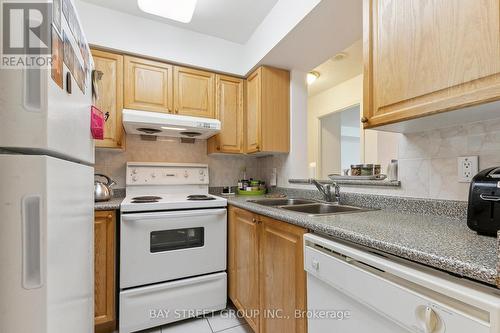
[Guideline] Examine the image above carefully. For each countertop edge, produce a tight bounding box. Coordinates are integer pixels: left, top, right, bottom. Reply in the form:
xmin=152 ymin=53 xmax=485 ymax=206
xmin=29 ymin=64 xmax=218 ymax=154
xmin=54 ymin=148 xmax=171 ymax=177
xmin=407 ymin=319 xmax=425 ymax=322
xmin=94 ymin=197 xmax=124 ymax=211
xmin=226 ymin=199 xmax=498 ymax=286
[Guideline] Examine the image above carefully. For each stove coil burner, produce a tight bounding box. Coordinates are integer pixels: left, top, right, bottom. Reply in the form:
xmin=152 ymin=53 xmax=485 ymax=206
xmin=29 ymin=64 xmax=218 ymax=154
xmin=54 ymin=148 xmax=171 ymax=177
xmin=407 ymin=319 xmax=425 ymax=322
xmin=131 ymin=196 xmax=163 ymax=203
xmin=187 ymin=194 xmax=216 ymax=201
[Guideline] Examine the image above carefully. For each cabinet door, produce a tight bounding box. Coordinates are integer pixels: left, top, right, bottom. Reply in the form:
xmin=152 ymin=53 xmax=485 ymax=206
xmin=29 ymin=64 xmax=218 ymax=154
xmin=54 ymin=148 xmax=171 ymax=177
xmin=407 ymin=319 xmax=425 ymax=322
xmin=245 ymin=69 xmax=261 ymax=153
xmin=208 ymin=75 xmax=244 ymax=153
xmin=258 ymin=215 xmax=307 ymax=333
xmin=174 ymin=66 xmax=215 ymax=118
xmin=124 ymin=56 xmax=173 ymax=113
xmin=364 ymin=0 xmax=500 ymax=128
xmin=94 ymin=211 xmax=116 ymax=333
xmin=92 ymin=50 xmax=124 ymax=149
xmin=228 ymin=206 xmax=260 ymax=332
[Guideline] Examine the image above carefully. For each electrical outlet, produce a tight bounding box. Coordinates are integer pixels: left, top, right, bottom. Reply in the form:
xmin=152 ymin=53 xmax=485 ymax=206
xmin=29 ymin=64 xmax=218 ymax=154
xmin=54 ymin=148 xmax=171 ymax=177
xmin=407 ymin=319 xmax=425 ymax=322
xmin=457 ymin=156 xmax=478 ymax=183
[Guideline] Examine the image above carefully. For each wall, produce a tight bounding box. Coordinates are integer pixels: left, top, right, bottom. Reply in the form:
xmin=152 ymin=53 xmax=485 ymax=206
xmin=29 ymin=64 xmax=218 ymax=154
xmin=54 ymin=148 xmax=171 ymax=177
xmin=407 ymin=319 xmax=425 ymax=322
xmin=307 ymin=74 xmax=400 ymax=175
xmin=95 ymin=135 xmax=260 ymax=188
xmin=319 ymin=112 xmax=341 ymax=177
xmin=308 ymin=74 xmax=363 ymax=166
xmin=75 ymin=0 xmax=244 ymax=74
xmin=75 ymin=0 xmax=322 ymax=76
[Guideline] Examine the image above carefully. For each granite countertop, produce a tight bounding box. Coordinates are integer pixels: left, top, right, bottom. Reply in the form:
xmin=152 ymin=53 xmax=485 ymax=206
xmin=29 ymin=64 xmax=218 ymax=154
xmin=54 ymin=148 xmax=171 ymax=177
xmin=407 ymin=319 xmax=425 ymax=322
xmin=94 ymin=196 xmax=124 ymax=211
xmin=226 ymin=195 xmax=498 ymax=286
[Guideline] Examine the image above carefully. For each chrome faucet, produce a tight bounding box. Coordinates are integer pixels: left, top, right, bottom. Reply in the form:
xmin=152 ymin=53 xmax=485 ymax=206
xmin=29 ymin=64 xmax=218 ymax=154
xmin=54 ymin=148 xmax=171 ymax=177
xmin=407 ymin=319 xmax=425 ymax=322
xmin=310 ymin=179 xmax=340 ymax=203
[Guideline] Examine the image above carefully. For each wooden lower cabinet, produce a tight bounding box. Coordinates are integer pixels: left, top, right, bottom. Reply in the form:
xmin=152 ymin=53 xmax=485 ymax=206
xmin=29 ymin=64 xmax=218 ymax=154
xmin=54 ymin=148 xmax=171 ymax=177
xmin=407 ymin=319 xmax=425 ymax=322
xmin=228 ymin=206 xmax=260 ymax=331
xmin=259 ymin=215 xmax=307 ymax=333
xmin=94 ymin=210 xmax=116 ymax=333
xmin=228 ymin=206 xmax=307 ymax=333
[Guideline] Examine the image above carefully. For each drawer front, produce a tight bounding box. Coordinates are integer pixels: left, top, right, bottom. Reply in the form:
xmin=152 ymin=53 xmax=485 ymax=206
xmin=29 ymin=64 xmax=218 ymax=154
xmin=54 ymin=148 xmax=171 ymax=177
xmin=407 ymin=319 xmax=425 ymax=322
xmin=119 ymin=272 xmax=227 ymax=333
xmin=305 ymin=246 xmax=490 ymax=333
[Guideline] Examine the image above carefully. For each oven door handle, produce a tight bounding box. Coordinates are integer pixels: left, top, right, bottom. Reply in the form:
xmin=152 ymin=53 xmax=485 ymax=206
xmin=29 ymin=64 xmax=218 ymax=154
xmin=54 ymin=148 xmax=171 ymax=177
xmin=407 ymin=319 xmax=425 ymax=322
xmin=121 ymin=208 xmax=227 ymax=222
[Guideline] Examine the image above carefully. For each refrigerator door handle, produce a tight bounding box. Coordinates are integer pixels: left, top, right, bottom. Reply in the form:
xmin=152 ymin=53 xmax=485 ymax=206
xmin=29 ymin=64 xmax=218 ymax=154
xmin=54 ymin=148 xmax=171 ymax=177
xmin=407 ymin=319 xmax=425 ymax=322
xmin=22 ymin=195 xmax=43 ymax=289
xmin=23 ymin=68 xmax=42 ymax=113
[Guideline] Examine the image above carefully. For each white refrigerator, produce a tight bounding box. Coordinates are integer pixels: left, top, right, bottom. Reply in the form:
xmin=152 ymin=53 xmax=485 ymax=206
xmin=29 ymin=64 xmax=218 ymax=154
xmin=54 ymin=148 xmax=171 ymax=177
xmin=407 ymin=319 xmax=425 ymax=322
xmin=0 ymin=0 xmax=95 ymax=331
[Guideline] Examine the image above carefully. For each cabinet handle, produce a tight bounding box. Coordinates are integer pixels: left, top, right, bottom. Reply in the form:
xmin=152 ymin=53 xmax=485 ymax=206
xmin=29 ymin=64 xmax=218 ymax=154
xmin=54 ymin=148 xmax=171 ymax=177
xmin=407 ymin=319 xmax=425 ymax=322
xmin=175 ymin=108 xmax=179 ymax=114
xmin=257 ymin=220 xmax=262 ymax=224
xmin=361 ymin=116 xmax=368 ymax=123
xmin=107 ymin=214 xmax=113 ymax=219
xmin=256 ymin=145 xmax=260 ymax=150
xmin=104 ymin=112 xmax=110 ymax=122
xmin=216 ymin=146 xmax=221 ymax=151
xmin=252 ymin=218 xmax=256 ymax=223
xmin=22 ymin=195 xmax=43 ymax=289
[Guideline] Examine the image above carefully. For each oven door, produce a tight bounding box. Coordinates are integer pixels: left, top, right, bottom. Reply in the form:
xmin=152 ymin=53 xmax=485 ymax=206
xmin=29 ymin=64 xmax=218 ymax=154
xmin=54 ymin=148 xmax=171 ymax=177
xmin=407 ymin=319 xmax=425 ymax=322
xmin=120 ymin=208 xmax=227 ymax=289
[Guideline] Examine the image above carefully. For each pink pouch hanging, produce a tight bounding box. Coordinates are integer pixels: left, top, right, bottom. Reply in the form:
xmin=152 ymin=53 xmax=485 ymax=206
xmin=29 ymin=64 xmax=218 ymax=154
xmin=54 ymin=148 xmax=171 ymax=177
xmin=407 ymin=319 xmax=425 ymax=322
xmin=91 ymin=105 xmax=104 ymax=140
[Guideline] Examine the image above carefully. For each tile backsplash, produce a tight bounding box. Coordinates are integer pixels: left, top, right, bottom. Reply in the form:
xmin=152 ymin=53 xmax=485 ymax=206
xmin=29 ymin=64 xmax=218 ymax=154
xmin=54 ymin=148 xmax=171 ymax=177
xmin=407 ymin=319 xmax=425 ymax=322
xmin=395 ymin=117 xmax=500 ymax=201
xmin=258 ymin=117 xmax=500 ymax=202
xmin=96 ymin=117 xmax=500 ymax=202
xmin=95 ymin=135 xmax=260 ymax=188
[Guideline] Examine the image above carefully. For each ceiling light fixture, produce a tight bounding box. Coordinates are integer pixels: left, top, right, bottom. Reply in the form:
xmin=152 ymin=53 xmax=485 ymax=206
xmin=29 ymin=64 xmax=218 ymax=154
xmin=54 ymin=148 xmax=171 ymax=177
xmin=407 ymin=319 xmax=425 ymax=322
xmin=137 ymin=0 xmax=197 ymax=23
xmin=332 ymin=52 xmax=348 ymax=61
xmin=161 ymin=126 xmax=187 ymax=131
xmin=307 ymin=71 xmax=320 ymax=85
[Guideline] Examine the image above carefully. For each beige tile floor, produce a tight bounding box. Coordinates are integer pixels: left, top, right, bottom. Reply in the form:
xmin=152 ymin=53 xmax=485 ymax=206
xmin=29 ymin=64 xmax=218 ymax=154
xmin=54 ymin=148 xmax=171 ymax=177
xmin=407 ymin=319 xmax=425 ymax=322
xmin=136 ymin=306 xmax=252 ymax=333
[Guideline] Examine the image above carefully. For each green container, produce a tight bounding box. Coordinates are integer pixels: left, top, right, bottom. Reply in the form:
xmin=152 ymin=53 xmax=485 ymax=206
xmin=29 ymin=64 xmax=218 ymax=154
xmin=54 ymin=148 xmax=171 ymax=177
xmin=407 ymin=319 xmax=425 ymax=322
xmin=237 ymin=188 xmax=266 ymax=196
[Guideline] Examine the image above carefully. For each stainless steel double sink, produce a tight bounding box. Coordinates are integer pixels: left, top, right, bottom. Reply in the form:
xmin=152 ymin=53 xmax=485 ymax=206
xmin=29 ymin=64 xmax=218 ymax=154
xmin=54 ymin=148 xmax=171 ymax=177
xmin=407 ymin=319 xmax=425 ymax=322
xmin=248 ymin=198 xmax=370 ymax=216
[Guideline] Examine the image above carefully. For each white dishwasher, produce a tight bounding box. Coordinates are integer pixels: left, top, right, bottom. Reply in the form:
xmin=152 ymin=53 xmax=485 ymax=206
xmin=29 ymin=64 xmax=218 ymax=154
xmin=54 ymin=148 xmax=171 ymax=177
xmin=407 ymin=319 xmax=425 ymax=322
xmin=304 ymin=233 xmax=500 ymax=333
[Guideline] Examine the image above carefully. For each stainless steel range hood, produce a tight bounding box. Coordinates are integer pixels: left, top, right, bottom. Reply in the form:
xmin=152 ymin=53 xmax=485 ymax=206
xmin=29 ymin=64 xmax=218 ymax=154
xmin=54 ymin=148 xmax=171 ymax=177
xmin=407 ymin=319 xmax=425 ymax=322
xmin=122 ymin=109 xmax=221 ymax=139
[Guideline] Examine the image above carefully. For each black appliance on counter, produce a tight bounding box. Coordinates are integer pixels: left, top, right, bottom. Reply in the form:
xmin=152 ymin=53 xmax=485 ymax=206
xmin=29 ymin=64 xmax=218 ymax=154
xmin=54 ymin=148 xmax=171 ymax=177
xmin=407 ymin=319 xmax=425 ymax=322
xmin=467 ymin=167 xmax=500 ymax=236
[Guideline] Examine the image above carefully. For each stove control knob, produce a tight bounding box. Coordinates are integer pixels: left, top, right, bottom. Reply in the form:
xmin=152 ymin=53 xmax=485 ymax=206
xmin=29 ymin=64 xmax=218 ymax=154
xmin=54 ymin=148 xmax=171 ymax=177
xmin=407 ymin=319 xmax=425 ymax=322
xmin=200 ymin=176 xmax=205 ymax=181
xmin=199 ymin=169 xmax=204 ymax=175
xmin=151 ymin=173 xmax=156 ymax=178
xmin=132 ymin=176 xmax=138 ymax=182
xmin=184 ymin=171 xmax=189 ymax=178
xmin=132 ymin=169 xmax=138 ymax=174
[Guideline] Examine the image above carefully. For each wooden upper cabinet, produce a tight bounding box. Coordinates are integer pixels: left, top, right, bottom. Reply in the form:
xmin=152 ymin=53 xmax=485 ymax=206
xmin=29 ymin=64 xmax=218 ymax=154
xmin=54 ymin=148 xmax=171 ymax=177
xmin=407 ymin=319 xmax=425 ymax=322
xmin=246 ymin=69 xmax=261 ymax=153
xmin=228 ymin=206 xmax=260 ymax=332
xmin=207 ymin=75 xmax=244 ymax=154
xmin=91 ymin=49 xmax=124 ymax=149
xmin=245 ymin=66 xmax=290 ymax=154
xmin=363 ymin=0 xmax=500 ymax=128
xmin=259 ymin=215 xmax=307 ymax=333
xmin=173 ymin=66 xmax=215 ymax=118
xmin=94 ymin=210 xmax=116 ymax=333
xmin=124 ymin=56 xmax=173 ymax=113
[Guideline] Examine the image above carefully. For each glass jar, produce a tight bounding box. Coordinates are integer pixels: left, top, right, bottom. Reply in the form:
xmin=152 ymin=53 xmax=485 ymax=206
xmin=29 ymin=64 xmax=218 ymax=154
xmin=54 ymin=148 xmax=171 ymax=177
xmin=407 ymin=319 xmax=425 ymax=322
xmin=360 ymin=164 xmax=374 ymax=176
xmin=350 ymin=164 xmax=362 ymax=176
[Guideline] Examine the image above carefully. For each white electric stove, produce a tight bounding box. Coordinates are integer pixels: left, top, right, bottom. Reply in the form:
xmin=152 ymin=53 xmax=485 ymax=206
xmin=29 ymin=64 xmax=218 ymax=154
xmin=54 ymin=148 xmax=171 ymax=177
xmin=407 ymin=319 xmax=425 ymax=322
xmin=119 ymin=162 xmax=227 ymax=333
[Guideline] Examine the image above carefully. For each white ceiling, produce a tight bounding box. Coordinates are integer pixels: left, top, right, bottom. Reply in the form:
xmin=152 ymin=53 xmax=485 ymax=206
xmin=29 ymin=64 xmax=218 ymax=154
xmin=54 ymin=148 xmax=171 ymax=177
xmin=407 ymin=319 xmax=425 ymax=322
xmin=80 ymin=0 xmax=279 ymax=44
xmin=256 ymin=0 xmax=362 ymax=78
xmin=307 ymin=39 xmax=363 ymax=96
